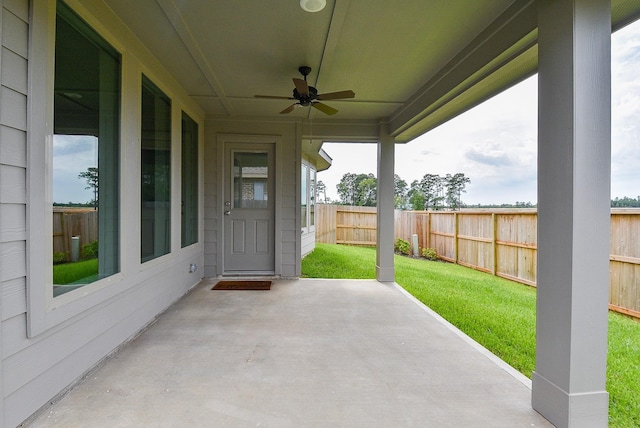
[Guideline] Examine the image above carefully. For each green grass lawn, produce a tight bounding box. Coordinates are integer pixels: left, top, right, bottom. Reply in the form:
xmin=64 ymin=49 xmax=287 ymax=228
xmin=302 ymin=243 xmax=640 ymax=427
xmin=53 ymin=258 xmax=99 ymax=285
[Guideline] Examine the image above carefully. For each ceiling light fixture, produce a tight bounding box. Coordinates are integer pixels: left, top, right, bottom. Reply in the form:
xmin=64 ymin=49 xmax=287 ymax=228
xmin=300 ymin=0 xmax=326 ymax=13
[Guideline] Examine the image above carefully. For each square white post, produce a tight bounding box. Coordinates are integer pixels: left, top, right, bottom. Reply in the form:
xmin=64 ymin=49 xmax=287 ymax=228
xmin=534 ymin=0 xmax=611 ymax=427
xmin=376 ymin=124 xmax=395 ymax=282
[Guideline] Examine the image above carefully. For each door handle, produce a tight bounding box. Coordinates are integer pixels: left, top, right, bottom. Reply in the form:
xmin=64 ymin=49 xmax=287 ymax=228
xmin=224 ymin=210 xmax=231 ymax=215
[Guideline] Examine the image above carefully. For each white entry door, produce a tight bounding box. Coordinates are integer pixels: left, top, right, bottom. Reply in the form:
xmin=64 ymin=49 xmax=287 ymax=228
xmin=223 ymin=143 xmax=275 ymax=273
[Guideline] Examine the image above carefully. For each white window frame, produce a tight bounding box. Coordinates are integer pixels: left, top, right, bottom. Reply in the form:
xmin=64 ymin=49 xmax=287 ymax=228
xmin=301 ymin=163 xmax=308 ymax=234
xmin=309 ymin=166 xmax=316 ymax=232
xmin=27 ymin=0 xmax=126 ymax=337
xmin=301 ymin=159 xmax=316 ymax=233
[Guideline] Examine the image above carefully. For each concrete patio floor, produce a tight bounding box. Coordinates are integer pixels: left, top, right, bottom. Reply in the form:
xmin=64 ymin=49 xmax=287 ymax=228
xmin=27 ymin=279 xmax=554 ymax=427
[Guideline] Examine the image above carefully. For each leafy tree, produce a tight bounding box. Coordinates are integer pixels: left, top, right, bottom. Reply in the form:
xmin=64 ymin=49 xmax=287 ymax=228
xmin=316 ymin=180 xmax=327 ymax=203
xmin=336 ymin=173 xmax=377 ymax=206
xmin=406 ymin=173 xmax=470 ymax=210
xmin=394 ymin=174 xmax=409 ymax=209
xmin=407 ymin=173 xmax=445 ymax=210
xmin=357 ymin=175 xmax=377 ymax=207
xmin=444 ymin=172 xmax=471 ymax=210
xmin=611 ymin=196 xmax=640 ymax=207
xmin=78 ymin=167 xmax=98 ymax=209
xmin=420 ymin=173 xmax=445 ymax=210
xmin=337 ymin=173 xmax=358 ymax=205
xmin=407 ymin=180 xmax=426 ymax=210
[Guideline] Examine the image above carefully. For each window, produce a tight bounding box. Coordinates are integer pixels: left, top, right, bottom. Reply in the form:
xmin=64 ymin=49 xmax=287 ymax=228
xmin=301 ymin=164 xmax=308 ymax=231
xmin=181 ymin=112 xmax=198 ymax=247
xmin=301 ymin=162 xmax=317 ymax=232
xmin=52 ymin=0 xmax=121 ymax=297
xmin=310 ymin=167 xmax=316 ymax=229
xmin=141 ymin=75 xmax=171 ymax=262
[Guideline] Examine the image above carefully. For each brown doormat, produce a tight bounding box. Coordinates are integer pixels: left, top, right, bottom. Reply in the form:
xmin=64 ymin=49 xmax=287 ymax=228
xmin=211 ymin=280 xmax=272 ymax=290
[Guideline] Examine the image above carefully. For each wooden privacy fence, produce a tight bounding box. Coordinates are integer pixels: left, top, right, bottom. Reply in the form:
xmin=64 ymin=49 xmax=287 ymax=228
xmin=316 ymin=205 xmax=378 ymax=246
xmin=53 ymin=208 xmax=98 ymax=261
xmin=316 ymin=204 xmax=640 ymax=319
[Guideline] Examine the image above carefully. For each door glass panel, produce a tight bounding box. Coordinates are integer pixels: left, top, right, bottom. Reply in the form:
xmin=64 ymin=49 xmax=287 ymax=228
xmin=233 ymin=152 xmax=268 ymax=209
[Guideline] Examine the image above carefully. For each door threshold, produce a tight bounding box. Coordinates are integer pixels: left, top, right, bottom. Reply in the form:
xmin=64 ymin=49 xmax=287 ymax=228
xmin=218 ymin=273 xmax=278 ymax=280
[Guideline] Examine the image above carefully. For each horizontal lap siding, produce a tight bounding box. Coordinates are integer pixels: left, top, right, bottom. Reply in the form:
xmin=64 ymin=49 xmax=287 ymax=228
xmin=203 ymin=133 xmax=217 ymax=277
xmin=301 ymin=231 xmax=315 ymax=257
xmin=3 ymin=264 xmax=194 ymax=426
xmin=2 ymin=0 xmax=29 ymax=425
xmin=281 ymin=139 xmax=298 ymax=276
xmin=1 ymin=1 xmax=205 ymax=425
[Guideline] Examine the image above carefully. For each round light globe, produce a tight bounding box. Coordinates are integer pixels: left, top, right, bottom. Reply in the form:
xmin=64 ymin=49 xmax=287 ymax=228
xmin=300 ymin=0 xmax=326 ymax=13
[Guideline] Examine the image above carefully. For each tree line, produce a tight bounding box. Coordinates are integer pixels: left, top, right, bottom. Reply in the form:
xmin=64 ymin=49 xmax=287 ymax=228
xmin=322 ymin=172 xmax=471 ymax=210
xmin=319 ymin=172 xmax=640 ymax=209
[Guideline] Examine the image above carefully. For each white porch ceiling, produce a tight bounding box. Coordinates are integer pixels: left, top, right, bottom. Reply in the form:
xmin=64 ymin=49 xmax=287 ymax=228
xmin=103 ymin=0 xmax=640 ymax=142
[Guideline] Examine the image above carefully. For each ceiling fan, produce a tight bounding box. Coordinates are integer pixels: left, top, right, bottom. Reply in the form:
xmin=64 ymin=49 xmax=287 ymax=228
xmin=255 ymin=66 xmax=355 ymax=115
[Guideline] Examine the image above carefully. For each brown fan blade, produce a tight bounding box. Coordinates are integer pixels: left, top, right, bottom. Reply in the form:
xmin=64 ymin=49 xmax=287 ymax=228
xmin=293 ymin=78 xmax=309 ymax=96
xmin=316 ymin=90 xmax=355 ymax=100
xmin=311 ymin=102 xmax=338 ymax=115
xmin=255 ymin=95 xmax=295 ymax=100
xmin=279 ymin=103 xmax=297 ymax=114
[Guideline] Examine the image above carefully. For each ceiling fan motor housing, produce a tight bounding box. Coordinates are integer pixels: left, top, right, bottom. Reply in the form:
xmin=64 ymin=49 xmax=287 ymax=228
xmin=299 ymin=66 xmax=312 ymax=77
xmin=293 ymin=86 xmax=318 ymax=106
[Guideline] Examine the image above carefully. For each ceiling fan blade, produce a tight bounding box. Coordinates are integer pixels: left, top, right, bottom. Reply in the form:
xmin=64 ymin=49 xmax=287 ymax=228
xmin=293 ymin=78 xmax=309 ymax=96
xmin=255 ymin=95 xmax=295 ymax=100
xmin=312 ymin=102 xmax=338 ymax=115
xmin=316 ymin=90 xmax=355 ymax=100
xmin=279 ymin=103 xmax=297 ymax=114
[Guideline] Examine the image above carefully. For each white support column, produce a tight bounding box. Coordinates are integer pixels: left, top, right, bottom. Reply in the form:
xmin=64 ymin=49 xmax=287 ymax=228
xmin=376 ymin=124 xmax=395 ymax=282
xmin=534 ymin=1 xmax=611 ymax=427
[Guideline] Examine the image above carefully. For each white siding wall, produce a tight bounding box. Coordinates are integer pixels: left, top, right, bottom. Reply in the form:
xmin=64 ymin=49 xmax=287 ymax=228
xmin=1 ymin=0 xmax=29 ymax=424
xmin=1 ymin=0 xmax=28 ymax=318
xmin=1 ymin=1 xmax=205 ymax=425
xmin=300 ymin=157 xmax=316 ymax=258
xmin=301 ymin=231 xmax=316 ymax=258
xmin=204 ymin=120 xmax=301 ymax=278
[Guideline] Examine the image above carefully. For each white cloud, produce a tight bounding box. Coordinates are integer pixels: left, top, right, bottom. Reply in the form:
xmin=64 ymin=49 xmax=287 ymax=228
xmin=320 ymin=20 xmax=640 ymax=206
xmin=53 ymin=135 xmax=97 ymax=203
xmin=611 ymin=21 xmax=640 ymax=199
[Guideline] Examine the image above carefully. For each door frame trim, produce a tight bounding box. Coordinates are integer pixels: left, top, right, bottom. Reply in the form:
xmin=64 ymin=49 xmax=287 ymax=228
xmin=216 ymin=134 xmax=282 ymax=276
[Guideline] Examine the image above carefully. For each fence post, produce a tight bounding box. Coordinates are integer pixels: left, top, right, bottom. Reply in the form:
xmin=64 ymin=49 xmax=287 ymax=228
xmin=492 ymin=213 xmax=497 ymax=275
xmin=454 ymin=212 xmax=459 ymax=263
xmin=427 ymin=212 xmax=431 ymax=248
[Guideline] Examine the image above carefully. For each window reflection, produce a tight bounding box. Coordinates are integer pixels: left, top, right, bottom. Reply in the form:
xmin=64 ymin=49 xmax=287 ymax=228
xmin=233 ymin=152 xmax=269 ymax=209
xmin=181 ymin=112 xmax=199 ymax=248
xmin=141 ymin=75 xmax=172 ymax=263
xmin=52 ymin=1 xmax=120 ymax=296
xmin=302 ymin=164 xmax=308 ymax=228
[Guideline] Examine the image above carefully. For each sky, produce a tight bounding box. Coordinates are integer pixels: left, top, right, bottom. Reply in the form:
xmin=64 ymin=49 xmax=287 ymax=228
xmin=318 ymin=19 xmax=640 ymax=206
xmin=53 ymin=135 xmax=98 ymax=203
